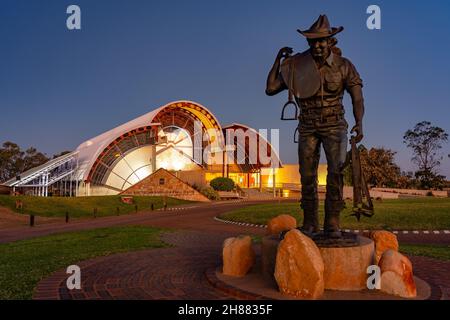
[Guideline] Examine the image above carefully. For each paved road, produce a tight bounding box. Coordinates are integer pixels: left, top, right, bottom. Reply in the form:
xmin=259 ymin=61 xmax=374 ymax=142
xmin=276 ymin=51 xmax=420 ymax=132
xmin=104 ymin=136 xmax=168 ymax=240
xmin=2 ymin=200 xmax=450 ymax=244
xmin=0 ymin=201 xmax=271 ymax=244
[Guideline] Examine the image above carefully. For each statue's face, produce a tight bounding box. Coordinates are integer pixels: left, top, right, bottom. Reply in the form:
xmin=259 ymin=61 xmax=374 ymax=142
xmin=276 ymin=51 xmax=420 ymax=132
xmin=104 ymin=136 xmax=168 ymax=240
xmin=308 ymin=37 xmax=332 ymax=59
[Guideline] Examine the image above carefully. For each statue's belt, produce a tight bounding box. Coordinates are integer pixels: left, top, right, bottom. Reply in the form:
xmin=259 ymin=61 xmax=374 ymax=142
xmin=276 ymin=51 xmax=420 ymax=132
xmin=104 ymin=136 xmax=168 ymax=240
xmin=298 ymin=105 xmax=344 ymax=123
xmin=299 ymin=113 xmax=344 ymax=125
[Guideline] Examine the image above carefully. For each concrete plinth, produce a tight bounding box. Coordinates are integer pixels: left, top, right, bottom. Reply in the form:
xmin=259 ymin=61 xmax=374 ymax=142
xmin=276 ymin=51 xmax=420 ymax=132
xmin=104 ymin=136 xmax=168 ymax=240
xmin=320 ymin=236 xmax=374 ymax=290
xmin=262 ymin=234 xmax=375 ymax=291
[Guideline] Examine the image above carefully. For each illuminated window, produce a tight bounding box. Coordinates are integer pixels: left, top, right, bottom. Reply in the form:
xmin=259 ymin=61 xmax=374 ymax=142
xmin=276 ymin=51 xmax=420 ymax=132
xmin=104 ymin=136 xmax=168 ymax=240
xmin=156 ymin=126 xmax=194 ymax=171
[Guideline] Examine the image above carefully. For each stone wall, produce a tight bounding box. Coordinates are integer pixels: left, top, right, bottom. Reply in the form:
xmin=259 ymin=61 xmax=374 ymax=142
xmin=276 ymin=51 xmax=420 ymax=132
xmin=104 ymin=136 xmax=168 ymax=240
xmin=371 ymin=187 xmax=448 ymax=198
xmin=121 ymin=168 xmax=210 ymax=202
xmin=177 ymin=169 xmax=207 ymax=188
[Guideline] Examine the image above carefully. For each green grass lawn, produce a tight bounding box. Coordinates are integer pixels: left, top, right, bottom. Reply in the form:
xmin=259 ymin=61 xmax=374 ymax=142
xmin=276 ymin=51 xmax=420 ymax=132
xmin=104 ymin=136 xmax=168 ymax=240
xmin=220 ymin=198 xmax=450 ymax=230
xmin=400 ymin=244 xmax=450 ymax=261
xmin=0 ymin=195 xmax=193 ymax=218
xmin=0 ymin=226 xmax=171 ymax=300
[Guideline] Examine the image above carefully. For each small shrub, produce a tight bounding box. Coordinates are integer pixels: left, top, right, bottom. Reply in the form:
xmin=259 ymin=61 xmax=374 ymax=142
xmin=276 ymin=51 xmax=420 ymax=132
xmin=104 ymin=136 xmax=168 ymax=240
xmin=210 ymin=177 xmax=235 ymax=191
xmin=426 ymin=191 xmax=434 ymax=197
xmin=200 ymin=186 xmax=219 ymax=200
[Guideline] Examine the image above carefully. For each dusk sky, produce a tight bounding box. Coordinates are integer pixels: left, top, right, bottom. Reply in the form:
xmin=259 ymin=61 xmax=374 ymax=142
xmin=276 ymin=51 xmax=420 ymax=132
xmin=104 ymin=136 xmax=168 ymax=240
xmin=1 ymin=0 xmax=449 ymax=178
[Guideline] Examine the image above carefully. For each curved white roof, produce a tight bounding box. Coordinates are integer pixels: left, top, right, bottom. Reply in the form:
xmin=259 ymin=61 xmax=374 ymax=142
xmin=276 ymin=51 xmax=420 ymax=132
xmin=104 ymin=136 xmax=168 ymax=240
xmin=222 ymin=122 xmax=283 ymax=168
xmin=3 ymin=101 xmax=283 ymax=188
xmin=76 ymin=100 xmax=222 ymax=180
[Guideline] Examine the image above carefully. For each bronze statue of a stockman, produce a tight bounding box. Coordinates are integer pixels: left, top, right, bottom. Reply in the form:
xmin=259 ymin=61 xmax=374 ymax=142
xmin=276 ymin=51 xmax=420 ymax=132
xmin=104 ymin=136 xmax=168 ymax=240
xmin=266 ymin=15 xmax=365 ymax=239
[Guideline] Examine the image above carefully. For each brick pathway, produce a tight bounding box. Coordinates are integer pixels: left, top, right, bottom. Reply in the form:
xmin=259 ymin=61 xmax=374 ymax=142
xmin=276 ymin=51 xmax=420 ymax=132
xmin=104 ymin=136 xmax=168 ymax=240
xmin=408 ymin=256 xmax=450 ymax=300
xmin=34 ymin=228 xmax=450 ymax=300
xmin=3 ymin=200 xmax=445 ymax=300
xmin=35 ymin=232 xmax=234 ymax=300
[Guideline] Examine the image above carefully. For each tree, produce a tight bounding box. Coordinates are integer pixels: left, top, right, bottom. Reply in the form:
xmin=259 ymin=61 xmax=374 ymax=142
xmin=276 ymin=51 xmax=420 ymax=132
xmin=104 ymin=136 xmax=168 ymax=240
xmin=0 ymin=142 xmax=23 ymax=182
xmin=414 ymin=170 xmax=445 ymax=190
xmin=396 ymin=171 xmax=416 ymax=189
xmin=22 ymin=147 xmax=49 ymax=171
xmin=403 ymin=121 xmax=448 ymax=189
xmin=0 ymin=142 xmax=49 ymax=183
xmin=52 ymin=151 xmax=72 ymax=159
xmin=360 ymin=147 xmax=401 ymax=188
xmin=343 ymin=145 xmax=401 ymax=188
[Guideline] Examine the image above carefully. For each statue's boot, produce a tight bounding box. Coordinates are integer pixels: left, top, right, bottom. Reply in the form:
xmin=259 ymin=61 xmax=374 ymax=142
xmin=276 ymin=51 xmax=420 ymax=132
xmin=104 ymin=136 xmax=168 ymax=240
xmin=299 ymin=199 xmax=319 ymax=236
xmin=324 ymin=200 xmax=344 ymax=239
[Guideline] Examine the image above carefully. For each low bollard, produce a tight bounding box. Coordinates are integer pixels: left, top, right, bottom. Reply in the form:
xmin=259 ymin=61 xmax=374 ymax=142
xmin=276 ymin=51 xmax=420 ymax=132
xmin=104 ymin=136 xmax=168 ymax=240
xmin=93 ymin=207 xmax=97 ymax=218
xmin=135 ymin=204 xmax=138 ymax=213
xmin=65 ymin=211 xmax=69 ymax=223
xmin=151 ymin=203 xmax=154 ymax=211
xmin=29 ymin=214 xmax=35 ymax=227
xmin=164 ymin=203 xmax=167 ymax=211
xmin=116 ymin=207 xmax=120 ymax=216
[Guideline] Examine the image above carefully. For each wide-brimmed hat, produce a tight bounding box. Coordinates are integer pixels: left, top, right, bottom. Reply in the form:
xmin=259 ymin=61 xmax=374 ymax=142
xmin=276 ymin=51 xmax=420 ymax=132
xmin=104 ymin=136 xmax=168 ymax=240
xmin=297 ymin=14 xmax=343 ymax=39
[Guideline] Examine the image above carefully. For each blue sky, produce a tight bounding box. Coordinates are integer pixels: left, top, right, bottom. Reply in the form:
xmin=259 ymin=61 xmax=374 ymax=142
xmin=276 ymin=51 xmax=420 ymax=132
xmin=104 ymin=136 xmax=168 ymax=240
xmin=1 ymin=0 xmax=449 ymax=177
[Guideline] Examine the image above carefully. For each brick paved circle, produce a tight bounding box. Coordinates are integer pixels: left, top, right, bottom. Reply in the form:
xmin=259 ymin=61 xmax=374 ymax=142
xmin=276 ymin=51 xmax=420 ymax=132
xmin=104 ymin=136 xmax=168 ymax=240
xmin=26 ymin=201 xmax=450 ymax=300
xmin=34 ymin=232 xmax=233 ymax=300
xmin=34 ymin=229 xmax=450 ymax=300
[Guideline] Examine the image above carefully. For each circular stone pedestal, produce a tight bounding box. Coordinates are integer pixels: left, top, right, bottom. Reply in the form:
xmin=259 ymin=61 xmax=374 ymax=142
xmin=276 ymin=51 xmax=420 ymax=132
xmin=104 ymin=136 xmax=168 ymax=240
xmin=262 ymin=234 xmax=374 ymax=291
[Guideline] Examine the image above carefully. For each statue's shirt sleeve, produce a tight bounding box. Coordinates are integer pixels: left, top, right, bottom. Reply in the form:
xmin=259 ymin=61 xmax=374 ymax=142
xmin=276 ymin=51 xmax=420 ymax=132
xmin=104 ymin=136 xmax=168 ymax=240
xmin=342 ymin=58 xmax=363 ymax=90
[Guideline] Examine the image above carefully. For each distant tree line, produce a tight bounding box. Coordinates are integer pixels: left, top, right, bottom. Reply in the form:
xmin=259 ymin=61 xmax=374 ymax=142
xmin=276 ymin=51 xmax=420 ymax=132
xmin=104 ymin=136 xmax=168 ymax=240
xmin=1 ymin=121 xmax=448 ymax=190
xmin=344 ymin=121 xmax=449 ymax=190
xmin=403 ymin=121 xmax=448 ymax=190
xmin=0 ymin=141 xmax=71 ymax=183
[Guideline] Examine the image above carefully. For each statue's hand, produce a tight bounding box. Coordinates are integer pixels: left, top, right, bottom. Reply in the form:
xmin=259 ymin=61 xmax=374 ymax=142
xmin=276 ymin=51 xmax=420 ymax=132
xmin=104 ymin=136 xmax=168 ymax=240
xmin=277 ymin=47 xmax=293 ymax=60
xmin=350 ymin=124 xmax=364 ymax=143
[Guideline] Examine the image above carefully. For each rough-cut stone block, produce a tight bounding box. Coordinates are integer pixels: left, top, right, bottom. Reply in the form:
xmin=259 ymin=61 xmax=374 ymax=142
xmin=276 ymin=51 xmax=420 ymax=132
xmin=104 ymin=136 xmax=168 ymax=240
xmin=369 ymin=230 xmax=399 ymax=264
xmin=222 ymin=235 xmax=255 ymax=277
xmin=274 ymin=229 xmax=324 ymax=299
xmin=379 ymin=250 xmax=417 ymax=298
xmin=266 ymin=214 xmax=297 ymax=235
